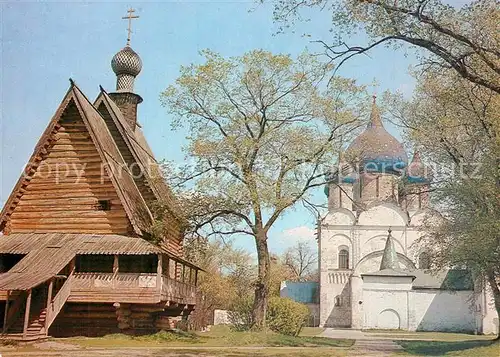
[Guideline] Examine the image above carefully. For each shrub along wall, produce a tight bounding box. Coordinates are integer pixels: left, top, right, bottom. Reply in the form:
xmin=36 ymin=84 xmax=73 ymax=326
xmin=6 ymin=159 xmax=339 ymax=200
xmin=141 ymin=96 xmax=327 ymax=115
xmin=266 ymin=297 xmax=310 ymax=336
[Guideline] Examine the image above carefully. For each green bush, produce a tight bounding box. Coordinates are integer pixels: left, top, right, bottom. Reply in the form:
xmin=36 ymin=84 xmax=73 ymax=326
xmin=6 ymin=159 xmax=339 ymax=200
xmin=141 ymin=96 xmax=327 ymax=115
xmin=228 ymin=295 xmax=254 ymax=331
xmin=266 ymin=297 xmax=309 ymax=336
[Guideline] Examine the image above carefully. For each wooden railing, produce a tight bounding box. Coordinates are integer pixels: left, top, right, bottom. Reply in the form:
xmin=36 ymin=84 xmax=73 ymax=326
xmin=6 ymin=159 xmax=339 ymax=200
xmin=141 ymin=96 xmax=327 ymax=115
xmin=69 ymin=272 xmax=158 ymax=304
xmin=46 ymin=269 xmax=74 ymax=329
xmin=161 ymin=275 xmax=197 ymax=305
xmin=67 ymin=272 xmax=196 ymax=305
xmin=72 ymin=272 xmax=157 ymax=289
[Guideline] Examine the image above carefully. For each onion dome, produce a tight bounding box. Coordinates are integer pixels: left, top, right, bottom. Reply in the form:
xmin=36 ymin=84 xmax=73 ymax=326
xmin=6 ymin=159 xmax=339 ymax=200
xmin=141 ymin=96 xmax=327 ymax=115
xmin=346 ymin=97 xmax=407 ymax=174
xmin=405 ymin=151 xmax=432 ymax=183
xmin=111 ymin=45 xmax=142 ymax=92
xmin=111 ymin=46 xmax=142 ymax=76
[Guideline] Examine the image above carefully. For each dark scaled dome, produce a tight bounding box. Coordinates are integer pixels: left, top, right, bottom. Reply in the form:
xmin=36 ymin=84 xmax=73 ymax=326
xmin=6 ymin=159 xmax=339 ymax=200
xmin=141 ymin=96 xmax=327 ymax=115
xmin=346 ymin=98 xmax=407 ymax=174
xmin=111 ymin=45 xmax=142 ymax=76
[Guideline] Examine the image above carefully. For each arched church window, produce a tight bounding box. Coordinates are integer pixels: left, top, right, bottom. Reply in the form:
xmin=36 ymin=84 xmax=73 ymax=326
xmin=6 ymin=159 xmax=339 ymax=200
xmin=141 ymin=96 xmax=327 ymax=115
xmin=339 ymin=249 xmax=349 ymax=269
xmin=419 ymin=252 xmax=431 ymax=269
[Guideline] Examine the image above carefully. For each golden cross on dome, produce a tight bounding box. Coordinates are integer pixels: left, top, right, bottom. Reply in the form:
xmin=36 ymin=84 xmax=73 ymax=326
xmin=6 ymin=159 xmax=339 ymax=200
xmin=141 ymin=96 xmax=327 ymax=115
xmin=122 ymin=8 xmax=139 ymax=46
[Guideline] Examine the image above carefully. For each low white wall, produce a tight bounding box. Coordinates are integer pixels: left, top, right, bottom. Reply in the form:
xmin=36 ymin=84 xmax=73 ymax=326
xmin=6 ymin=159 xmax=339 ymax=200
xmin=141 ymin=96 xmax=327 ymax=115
xmin=213 ymin=309 xmax=231 ymax=325
xmin=480 ymin=282 xmax=500 ymax=335
xmin=363 ymin=289 xmax=409 ymax=329
xmin=362 ymin=286 xmax=476 ymax=332
xmin=409 ymin=290 xmax=475 ymax=332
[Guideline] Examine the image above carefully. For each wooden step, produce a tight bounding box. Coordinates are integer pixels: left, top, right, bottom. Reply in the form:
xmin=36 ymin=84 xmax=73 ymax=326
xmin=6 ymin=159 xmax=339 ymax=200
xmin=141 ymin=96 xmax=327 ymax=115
xmin=27 ymin=323 xmax=43 ymax=328
xmin=0 ymin=333 xmax=47 ymax=341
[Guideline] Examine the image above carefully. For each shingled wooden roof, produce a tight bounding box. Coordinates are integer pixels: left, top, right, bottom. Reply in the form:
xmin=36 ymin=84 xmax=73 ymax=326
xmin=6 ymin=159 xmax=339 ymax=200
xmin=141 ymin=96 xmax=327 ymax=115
xmin=94 ymin=89 xmax=184 ymax=221
xmin=0 ymin=233 xmax=163 ymax=255
xmin=0 ymin=81 xmax=153 ymax=234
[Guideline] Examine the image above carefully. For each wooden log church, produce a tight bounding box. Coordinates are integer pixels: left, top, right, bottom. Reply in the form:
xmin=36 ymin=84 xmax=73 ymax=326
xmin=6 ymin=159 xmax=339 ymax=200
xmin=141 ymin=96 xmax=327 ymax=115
xmin=0 ymin=9 xmax=202 ymax=340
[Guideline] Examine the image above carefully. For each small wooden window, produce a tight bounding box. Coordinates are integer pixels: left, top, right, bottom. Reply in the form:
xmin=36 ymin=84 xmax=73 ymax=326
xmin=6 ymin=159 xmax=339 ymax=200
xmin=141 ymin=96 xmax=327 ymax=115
xmin=339 ymin=249 xmax=349 ymax=269
xmin=96 ymin=200 xmax=111 ymax=211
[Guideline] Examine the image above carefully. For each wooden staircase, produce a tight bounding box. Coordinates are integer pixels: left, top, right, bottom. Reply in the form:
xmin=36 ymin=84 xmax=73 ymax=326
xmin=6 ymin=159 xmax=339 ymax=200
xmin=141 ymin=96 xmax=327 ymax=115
xmin=1 ymin=270 xmax=74 ymax=341
xmin=7 ymin=308 xmax=48 ymax=340
xmin=2 ymin=288 xmax=48 ymax=340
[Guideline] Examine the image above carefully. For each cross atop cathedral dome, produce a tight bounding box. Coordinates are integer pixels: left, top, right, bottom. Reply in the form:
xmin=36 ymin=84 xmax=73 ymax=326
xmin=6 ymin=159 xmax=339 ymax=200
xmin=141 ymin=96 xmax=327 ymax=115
xmin=346 ymin=97 xmax=407 ymax=174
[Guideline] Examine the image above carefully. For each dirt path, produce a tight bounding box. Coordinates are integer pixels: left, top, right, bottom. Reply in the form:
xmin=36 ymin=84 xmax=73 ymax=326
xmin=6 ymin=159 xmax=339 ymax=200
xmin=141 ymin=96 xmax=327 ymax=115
xmin=354 ymin=339 xmax=404 ymax=355
xmin=0 ymin=346 xmax=397 ymax=357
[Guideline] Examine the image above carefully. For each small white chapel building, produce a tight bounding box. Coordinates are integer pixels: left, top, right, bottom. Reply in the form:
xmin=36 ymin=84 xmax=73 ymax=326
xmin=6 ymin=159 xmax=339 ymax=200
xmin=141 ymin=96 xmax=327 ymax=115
xmin=318 ymin=98 xmax=498 ymax=334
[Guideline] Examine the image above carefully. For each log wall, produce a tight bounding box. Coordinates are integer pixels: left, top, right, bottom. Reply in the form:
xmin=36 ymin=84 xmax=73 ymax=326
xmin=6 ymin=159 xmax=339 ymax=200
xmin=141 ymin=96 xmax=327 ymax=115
xmin=163 ymin=211 xmax=183 ymax=256
xmin=50 ymin=303 xmax=165 ymax=337
xmin=8 ymin=101 xmax=132 ymax=234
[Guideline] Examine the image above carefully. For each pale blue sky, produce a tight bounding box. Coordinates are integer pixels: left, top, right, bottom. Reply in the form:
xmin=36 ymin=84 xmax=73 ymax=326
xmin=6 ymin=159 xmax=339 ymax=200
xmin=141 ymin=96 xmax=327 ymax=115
xmin=0 ymin=0 xmax=426 ymax=254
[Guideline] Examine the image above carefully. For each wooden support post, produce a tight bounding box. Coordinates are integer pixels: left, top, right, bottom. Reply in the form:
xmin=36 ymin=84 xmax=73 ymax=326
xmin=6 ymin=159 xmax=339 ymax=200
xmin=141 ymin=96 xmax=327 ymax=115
xmin=182 ymin=264 xmax=186 ymax=283
xmin=69 ymin=257 xmax=76 ymax=273
xmin=189 ymin=267 xmax=193 ymax=285
xmin=157 ymin=254 xmax=163 ymax=294
xmin=23 ymin=289 xmax=32 ymax=339
xmin=113 ymin=255 xmax=119 ymax=274
xmin=112 ymin=255 xmax=119 ymax=289
xmin=194 ymin=270 xmax=199 ymax=287
xmin=165 ymin=258 xmax=170 ymax=279
xmin=3 ymin=290 xmax=10 ymax=333
xmin=45 ymin=278 xmax=54 ymax=334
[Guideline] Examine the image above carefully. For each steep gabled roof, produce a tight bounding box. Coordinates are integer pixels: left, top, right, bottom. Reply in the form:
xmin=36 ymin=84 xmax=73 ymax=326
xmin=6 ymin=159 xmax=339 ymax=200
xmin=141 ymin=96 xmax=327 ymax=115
xmin=0 ymin=81 xmax=153 ymax=235
xmin=94 ymin=89 xmax=184 ymax=222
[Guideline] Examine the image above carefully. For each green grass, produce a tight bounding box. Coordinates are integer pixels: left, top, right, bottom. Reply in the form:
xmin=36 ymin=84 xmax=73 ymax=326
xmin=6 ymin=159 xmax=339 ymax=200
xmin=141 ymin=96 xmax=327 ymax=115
xmin=149 ymin=348 xmax=348 ymax=357
xmin=298 ymin=327 xmax=325 ymax=337
xmin=397 ymin=340 xmax=499 ymax=356
xmin=62 ymin=325 xmax=353 ymax=349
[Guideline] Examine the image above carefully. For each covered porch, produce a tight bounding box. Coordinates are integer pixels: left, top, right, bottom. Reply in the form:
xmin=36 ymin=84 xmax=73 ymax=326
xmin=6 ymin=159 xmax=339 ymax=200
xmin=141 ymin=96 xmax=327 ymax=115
xmin=0 ymin=233 xmax=202 ymax=340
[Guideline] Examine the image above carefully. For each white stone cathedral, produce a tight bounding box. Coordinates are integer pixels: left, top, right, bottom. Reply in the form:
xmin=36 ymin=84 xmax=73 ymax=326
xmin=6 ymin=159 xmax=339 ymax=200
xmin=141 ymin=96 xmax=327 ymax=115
xmin=318 ymin=99 xmax=498 ymax=334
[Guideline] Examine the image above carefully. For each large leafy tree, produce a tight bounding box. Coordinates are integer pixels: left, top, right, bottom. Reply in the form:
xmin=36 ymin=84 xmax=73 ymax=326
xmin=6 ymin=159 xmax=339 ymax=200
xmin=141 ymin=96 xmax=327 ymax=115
xmin=161 ymin=50 xmax=366 ymax=327
xmin=268 ymin=0 xmax=500 ymax=93
xmin=386 ymin=67 xmax=500 ymax=338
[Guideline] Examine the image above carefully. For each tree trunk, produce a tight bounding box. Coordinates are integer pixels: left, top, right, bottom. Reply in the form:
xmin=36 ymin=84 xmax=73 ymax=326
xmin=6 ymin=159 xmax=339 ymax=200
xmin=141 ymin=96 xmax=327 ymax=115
xmin=252 ymin=230 xmax=271 ymax=329
xmin=486 ymin=270 xmax=500 ymax=341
